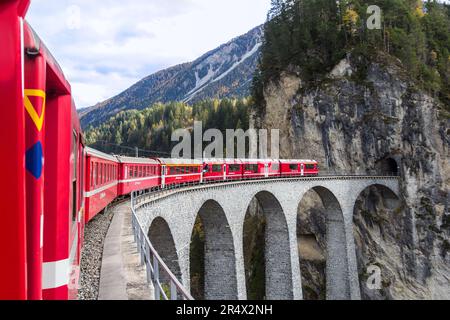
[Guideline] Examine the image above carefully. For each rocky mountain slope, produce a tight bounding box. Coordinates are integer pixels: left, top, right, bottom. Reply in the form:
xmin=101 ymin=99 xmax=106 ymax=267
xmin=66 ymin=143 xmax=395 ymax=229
xmin=80 ymin=25 xmax=263 ymax=129
xmin=252 ymin=53 xmax=449 ymax=299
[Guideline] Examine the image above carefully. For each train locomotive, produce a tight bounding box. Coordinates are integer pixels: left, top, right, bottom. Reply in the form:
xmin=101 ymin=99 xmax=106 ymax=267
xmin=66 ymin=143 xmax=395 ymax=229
xmin=0 ymin=0 xmax=318 ymax=300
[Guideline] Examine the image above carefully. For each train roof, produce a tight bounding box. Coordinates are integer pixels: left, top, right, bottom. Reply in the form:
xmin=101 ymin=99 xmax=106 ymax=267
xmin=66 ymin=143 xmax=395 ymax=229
xmin=85 ymin=147 xmax=119 ymax=162
xmin=24 ymin=21 xmax=71 ymax=95
xmin=115 ymin=156 xmax=159 ymax=165
xmin=202 ymin=158 xmax=318 ymax=163
xmin=203 ymin=158 xmax=243 ymax=164
xmin=279 ymin=159 xmax=318 ymax=164
xmin=157 ymin=158 xmax=203 ymax=165
xmin=240 ymin=159 xmax=279 ymax=163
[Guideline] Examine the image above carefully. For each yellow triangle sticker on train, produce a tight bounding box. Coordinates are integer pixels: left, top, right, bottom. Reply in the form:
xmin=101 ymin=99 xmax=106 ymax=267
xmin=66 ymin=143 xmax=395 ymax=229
xmin=24 ymin=89 xmax=46 ymax=132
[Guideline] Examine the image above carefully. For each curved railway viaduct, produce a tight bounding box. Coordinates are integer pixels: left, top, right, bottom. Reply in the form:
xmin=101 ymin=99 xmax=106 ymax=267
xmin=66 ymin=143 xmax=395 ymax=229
xmin=132 ymin=176 xmax=400 ymax=300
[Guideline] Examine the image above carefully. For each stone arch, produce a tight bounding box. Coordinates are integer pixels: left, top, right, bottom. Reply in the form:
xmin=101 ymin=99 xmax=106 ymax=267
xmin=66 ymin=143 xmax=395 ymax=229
xmin=191 ymin=199 xmax=238 ymax=300
xmin=352 ymin=184 xmax=402 ymax=300
xmin=243 ymin=190 xmax=293 ymax=300
xmin=148 ymin=217 xmax=182 ymax=284
xmin=297 ymin=186 xmax=350 ymax=300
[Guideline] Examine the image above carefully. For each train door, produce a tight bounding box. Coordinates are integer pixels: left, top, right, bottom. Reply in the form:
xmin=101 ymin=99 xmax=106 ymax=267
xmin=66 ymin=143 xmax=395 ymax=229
xmin=161 ymin=165 xmax=166 ymax=188
xmin=301 ymin=163 xmax=305 ymax=176
xmin=264 ymin=163 xmax=269 ymax=178
xmin=223 ymin=164 xmax=227 ymax=181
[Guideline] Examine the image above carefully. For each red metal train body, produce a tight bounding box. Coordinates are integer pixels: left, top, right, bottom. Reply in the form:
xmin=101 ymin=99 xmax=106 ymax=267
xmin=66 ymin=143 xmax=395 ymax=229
xmin=0 ymin=0 xmax=318 ymax=300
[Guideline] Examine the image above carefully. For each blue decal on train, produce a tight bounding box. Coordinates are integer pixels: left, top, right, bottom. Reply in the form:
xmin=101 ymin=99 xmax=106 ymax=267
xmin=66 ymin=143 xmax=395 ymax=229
xmin=26 ymin=141 xmax=43 ymax=179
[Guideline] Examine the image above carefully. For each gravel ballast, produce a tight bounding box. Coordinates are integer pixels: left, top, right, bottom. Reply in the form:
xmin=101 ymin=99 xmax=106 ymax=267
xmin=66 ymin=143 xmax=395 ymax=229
xmin=78 ymin=204 xmax=116 ymax=300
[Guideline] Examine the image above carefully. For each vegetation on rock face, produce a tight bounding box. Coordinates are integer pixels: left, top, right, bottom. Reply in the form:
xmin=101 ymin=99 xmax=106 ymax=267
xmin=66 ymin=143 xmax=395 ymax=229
xmin=252 ymin=0 xmax=450 ymax=109
xmin=85 ymin=98 xmax=250 ymax=155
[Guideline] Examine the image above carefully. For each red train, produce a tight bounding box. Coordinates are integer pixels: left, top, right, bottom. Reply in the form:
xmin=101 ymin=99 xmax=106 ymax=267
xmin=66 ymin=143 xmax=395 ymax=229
xmin=0 ymin=0 xmax=318 ymax=300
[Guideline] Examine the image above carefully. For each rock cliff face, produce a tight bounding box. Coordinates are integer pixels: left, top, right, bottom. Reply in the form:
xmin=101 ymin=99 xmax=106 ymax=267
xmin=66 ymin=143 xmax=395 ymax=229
xmin=252 ymin=53 xmax=449 ymax=299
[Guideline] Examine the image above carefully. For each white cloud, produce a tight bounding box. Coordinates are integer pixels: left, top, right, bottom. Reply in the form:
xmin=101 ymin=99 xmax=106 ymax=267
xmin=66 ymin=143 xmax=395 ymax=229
xmin=26 ymin=0 xmax=271 ymax=108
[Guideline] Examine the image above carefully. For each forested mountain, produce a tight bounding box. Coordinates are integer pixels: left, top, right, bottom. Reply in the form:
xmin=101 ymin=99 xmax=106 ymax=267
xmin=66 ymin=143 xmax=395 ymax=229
xmin=85 ymin=98 xmax=250 ymax=156
xmin=80 ymin=26 xmax=263 ymax=129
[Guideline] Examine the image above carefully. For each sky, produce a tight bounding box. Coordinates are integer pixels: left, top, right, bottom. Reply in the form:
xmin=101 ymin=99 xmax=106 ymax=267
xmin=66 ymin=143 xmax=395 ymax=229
xmin=26 ymin=0 xmax=272 ymax=109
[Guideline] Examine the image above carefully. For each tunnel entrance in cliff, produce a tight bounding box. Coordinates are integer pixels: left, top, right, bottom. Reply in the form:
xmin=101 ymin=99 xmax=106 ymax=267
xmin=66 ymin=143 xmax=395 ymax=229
xmin=375 ymin=158 xmax=399 ymax=176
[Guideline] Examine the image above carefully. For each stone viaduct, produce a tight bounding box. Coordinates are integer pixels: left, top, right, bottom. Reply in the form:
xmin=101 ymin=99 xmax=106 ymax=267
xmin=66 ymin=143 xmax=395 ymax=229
xmin=133 ymin=176 xmax=400 ymax=300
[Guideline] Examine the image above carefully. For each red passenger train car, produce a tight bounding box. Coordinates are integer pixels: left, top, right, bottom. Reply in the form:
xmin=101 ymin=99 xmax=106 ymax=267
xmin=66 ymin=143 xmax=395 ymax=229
xmin=157 ymin=158 xmax=203 ymax=188
xmin=202 ymin=159 xmax=228 ymax=182
xmin=84 ymin=148 xmax=119 ymax=223
xmin=0 ymin=0 xmax=85 ymax=300
xmin=280 ymin=160 xmax=319 ymax=177
xmin=117 ymin=156 xmax=160 ymax=195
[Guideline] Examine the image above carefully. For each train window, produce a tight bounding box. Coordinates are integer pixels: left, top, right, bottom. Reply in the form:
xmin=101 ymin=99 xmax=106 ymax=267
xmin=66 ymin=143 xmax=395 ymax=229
xmin=289 ymin=164 xmax=298 ymax=171
xmin=79 ymin=147 xmax=84 ymax=207
xmin=91 ymin=162 xmax=94 ymax=188
xmin=212 ymin=165 xmax=222 ymax=173
xmin=94 ymin=163 xmax=97 ymax=186
xmin=71 ymin=132 xmax=77 ymax=223
xmin=245 ymin=164 xmax=258 ymax=173
xmin=272 ymin=163 xmax=279 ymax=171
xmin=306 ymin=164 xmax=315 ymax=170
xmin=229 ymin=164 xmax=240 ymax=172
